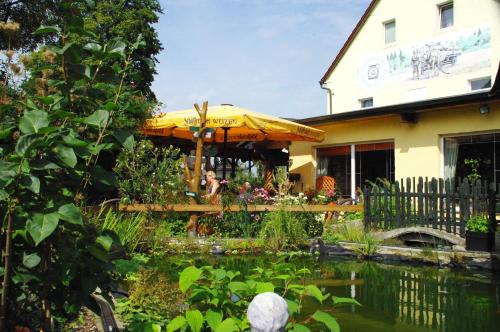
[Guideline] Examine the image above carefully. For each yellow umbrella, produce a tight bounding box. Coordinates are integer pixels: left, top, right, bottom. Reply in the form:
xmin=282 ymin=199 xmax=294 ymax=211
xmin=142 ymin=104 xmax=325 ymax=143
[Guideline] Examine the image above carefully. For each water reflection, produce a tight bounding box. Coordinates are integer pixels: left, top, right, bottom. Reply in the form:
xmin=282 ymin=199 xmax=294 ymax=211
xmin=151 ymin=255 xmax=500 ymax=332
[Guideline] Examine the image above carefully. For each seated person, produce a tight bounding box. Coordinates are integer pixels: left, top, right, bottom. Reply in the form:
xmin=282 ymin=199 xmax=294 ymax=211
xmin=203 ymin=170 xmax=220 ymax=203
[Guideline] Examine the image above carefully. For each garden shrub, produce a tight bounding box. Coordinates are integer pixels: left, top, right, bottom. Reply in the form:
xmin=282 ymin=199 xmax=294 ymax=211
xmin=114 ymin=139 xmax=187 ymax=204
xmin=259 ymin=208 xmax=307 ymax=250
xmin=0 ymin=1 xmax=153 ymax=328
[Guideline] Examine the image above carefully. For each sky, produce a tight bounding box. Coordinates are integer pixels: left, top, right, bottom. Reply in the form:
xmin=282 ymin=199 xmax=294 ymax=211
xmin=152 ymin=0 xmax=371 ymax=119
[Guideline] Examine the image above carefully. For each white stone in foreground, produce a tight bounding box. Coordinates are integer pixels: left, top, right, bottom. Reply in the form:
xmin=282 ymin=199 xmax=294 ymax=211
xmin=247 ymin=292 xmax=289 ymax=332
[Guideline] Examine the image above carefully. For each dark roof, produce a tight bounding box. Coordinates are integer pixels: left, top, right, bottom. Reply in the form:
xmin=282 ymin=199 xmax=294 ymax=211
xmin=301 ymin=64 xmax=500 ymax=125
xmin=320 ymin=0 xmax=379 ymax=84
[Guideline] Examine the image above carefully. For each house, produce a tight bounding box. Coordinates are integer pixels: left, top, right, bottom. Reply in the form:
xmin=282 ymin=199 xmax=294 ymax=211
xmin=289 ymin=0 xmax=500 ymax=198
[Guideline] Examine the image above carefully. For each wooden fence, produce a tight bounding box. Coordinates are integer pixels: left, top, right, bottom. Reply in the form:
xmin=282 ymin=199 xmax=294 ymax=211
xmin=363 ymin=177 xmax=500 ymax=236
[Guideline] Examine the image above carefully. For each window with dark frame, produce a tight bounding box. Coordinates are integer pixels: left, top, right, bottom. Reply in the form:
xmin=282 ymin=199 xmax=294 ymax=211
xmin=439 ymin=2 xmax=454 ymax=29
xmin=470 ymin=77 xmax=492 ymax=91
xmin=360 ymin=98 xmax=373 ymax=108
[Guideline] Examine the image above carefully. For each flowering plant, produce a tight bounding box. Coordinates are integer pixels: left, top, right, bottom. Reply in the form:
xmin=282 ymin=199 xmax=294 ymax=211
xmin=313 ymin=189 xmax=338 ymax=204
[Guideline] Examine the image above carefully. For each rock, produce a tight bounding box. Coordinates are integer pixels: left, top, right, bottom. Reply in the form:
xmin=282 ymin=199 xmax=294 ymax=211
xmin=247 ymin=292 xmax=289 ymax=332
xmin=211 ymin=244 xmax=225 ymax=255
xmin=309 ymin=238 xmax=325 ymax=255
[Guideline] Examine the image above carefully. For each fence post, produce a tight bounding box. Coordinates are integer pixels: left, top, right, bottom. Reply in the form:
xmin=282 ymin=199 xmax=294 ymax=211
xmin=488 ymin=183 xmax=497 ymax=234
xmin=395 ymin=180 xmax=401 ymax=228
xmin=364 ymin=186 xmax=371 ymax=232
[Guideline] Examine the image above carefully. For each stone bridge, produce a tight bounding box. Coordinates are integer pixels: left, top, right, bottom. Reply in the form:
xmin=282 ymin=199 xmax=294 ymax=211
xmin=373 ymin=226 xmax=465 ymax=247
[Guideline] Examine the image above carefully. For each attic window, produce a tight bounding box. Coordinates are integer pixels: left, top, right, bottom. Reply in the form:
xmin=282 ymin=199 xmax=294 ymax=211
xmin=384 ymin=20 xmax=396 ymax=44
xmin=439 ymin=2 xmax=454 ymax=29
xmin=360 ymin=98 xmax=373 ymax=108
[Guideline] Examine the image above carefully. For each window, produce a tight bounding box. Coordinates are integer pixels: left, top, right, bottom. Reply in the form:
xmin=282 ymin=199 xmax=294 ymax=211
xmin=470 ymin=77 xmax=491 ymax=91
xmin=317 ymin=142 xmax=395 ymax=197
xmin=384 ymin=20 xmax=396 ymax=44
xmin=360 ymin=98 xmax=373 ymax=108
xmin=439 ymin=2 xmax=453 ymax=29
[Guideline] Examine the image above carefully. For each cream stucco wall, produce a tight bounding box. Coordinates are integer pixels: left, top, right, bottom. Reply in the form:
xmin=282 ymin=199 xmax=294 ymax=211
xmin=290 ymin=101 xmax=500 ymax=191
xmin=324 ymin=0 xmax=500 ymax=113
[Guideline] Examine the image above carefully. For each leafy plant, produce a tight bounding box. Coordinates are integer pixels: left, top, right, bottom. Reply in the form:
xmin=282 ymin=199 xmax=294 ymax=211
xmin=259 ymin=207 xmax=307 ymax=251
xmin=95 ymin=209 xmax=147 ymax=252
xmin=165 ymin=263 xmax=360 ymax=331
xmin=352 ymin=234 xmax=380 ymax=258
xmin=114 ymin=139 xmax=187 ymax=204
xmin=466 ymin=214 xmax=489 ymax=233
xmin=0 ymin=0 xmax=153 ymax=328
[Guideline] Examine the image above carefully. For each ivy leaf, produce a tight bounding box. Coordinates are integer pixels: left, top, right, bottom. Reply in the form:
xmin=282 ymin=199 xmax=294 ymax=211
xmin=30 ymin=159 xmax=60 ymax=170
xmin=179 ymin=266 xmax=202 ymax=293
xmin=107 ymin=39 xmax=126 ymax=59
xmin=167 ymin=316 xmax=187 ymax=332
xmin=83 ymin=109 xmax=109 ymax=128
xmin=54 ymin=144 xmax=77 ymax=168
xmin=112 ymin=129 xmax=134 ymax=151
xmin=63 ymin=134 xmax=88 ymax=147
xmin=206 ymin=309 xmax=223 ymax=330
xmin=58 ymin=203 xmax=83 ymax=225
xmin=290 ymin=324 xmax=312 ymax=332
xmin=286 ymin=299 xmax=300 ymax=316
xmin=27 ymin=213 xmax=59 ymax=246
xmin=312 ymin=311 xmax=340 ymax=332
xmin=15 ymin=134 xmax=37 ymax=156
xmin=19 ymin=110 xmax=49 ymax=134
xmin=21 ymin=175 xmax=40 ymax=194
xmin=0 ymin=126 xmax=14 ymax=139
xmin=96 ymin=234 xmax=113 ymax=252
xmin=305 ymin=285 xmax=323 ymax=303
xmin=255 ymin=282 xmax=274 ymax=294
xmin=143 ymin=323 xmax=161 ymax=332
xmin=228 ymin=281 xmax=249 ymax=295
xmin=23 ymin=252 xmax=41 ymax=268
xmin=215 ymin=318 xmax=239 ymax=332
xmin=186 ymin=310 xmax=203 ymax=332
xmin=89 ymin=166 xmax=117 ymax=188
xmin=332 ymin=296 xmax=361 ymax=307
xmin=33 ymin=25 xmax=61 ymax=35
xmin=84 ymin=42 xmax=102 ymax=54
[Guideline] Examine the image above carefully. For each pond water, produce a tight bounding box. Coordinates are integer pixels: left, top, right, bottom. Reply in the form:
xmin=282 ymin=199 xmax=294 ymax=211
xmin=149 ymin=255 xmax=500 ymax=332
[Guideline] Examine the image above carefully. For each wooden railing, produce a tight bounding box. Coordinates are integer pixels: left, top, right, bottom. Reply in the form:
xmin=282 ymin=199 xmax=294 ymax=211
xmin=119 ymin=204 xmax=363 ymax=213
xmin=364 ymin=177 xmax=500 ymax=236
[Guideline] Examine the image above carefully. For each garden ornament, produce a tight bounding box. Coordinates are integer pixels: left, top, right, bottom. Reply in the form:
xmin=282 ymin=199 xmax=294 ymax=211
xmin=247 ymin=292 xmax=289 ymax=332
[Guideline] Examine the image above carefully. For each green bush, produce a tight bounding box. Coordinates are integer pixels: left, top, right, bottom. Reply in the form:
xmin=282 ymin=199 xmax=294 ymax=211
xmin=114 ymin=140 xmax=187 ymax=204
xmin=466 ymin=214 xmax=490 ymax=233
xmin=259 ymin=208 xmax=307 ymax=250
xmin=163 ymin=263 xmax=360 ymax=331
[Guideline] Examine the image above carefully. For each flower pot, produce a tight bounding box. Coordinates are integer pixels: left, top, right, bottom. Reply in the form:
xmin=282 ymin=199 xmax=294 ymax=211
xmin=465 ymin=231 xmax=495 ymax=252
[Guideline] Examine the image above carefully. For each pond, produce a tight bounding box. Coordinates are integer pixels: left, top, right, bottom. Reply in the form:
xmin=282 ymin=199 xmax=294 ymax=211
xmin=145 ymin=255 xmax=500 ymax=332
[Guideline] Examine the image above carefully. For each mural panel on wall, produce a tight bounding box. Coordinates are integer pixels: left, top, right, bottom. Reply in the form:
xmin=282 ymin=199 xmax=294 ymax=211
xmin=358 ymin=26 xmax=491 ymax=89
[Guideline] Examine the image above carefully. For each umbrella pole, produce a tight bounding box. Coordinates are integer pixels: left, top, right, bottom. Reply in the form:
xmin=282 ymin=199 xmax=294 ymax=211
xmin=186 ymin=101 xmax=208 ymax=237
xmin=222 ymin=127 xmax=228 ymax=179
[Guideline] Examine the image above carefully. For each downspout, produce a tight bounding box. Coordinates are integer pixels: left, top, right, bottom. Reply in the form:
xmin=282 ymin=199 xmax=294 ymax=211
xmin=319 ymin=82 xmax=333 ymax=115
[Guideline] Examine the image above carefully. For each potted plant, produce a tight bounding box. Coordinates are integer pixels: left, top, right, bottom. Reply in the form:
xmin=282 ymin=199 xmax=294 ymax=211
xmin=465 ymin=214 xmax=494 ymax=252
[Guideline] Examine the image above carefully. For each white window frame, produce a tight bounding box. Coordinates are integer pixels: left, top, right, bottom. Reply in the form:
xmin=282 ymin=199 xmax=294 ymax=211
xmin=438 ymin=1 xmax=454 ymax=29
xmin=383 ymin=19 xmax=396 ymax=44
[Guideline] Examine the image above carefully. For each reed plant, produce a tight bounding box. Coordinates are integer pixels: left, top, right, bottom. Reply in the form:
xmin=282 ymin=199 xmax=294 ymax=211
xmin=97 ymin=209 xmax=147 ymax=252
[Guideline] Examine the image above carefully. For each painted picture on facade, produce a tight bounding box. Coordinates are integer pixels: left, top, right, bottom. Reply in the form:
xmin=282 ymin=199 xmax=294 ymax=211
xmin=358 ymin=26 xmax=491 ymax=88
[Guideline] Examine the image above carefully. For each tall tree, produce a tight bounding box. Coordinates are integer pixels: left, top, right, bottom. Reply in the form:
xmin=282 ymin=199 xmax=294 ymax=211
xmin=84 ymin=0 xmax=163 ymax=100
xmin=0 ymin=0 xmax=57 ymax=51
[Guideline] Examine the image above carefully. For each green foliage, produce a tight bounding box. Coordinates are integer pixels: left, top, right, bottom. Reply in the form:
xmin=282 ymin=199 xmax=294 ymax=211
xmin=164 ymin=263 xmax=358 ymax=331
xmin=94 ymin=209 xmax=147 ymax=252
xmin=352 ymin=234 xmax=380 ymax=258
xmin=114 ymin=139 xmax=187 ymax=204
xmin=0 ymin=0 xmax=154 ymax=328
xmin=84 ymin=0 xmax=163 ymax=99
xmin=466 ymin=214 xmax=489 ymax=233
xmin=259 ymin=207 xmax=308 ymax=251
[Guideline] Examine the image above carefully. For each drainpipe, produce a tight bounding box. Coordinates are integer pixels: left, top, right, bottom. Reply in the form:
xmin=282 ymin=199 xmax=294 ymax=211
xmin=319 ymin=82 xmax=333 ymax=115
